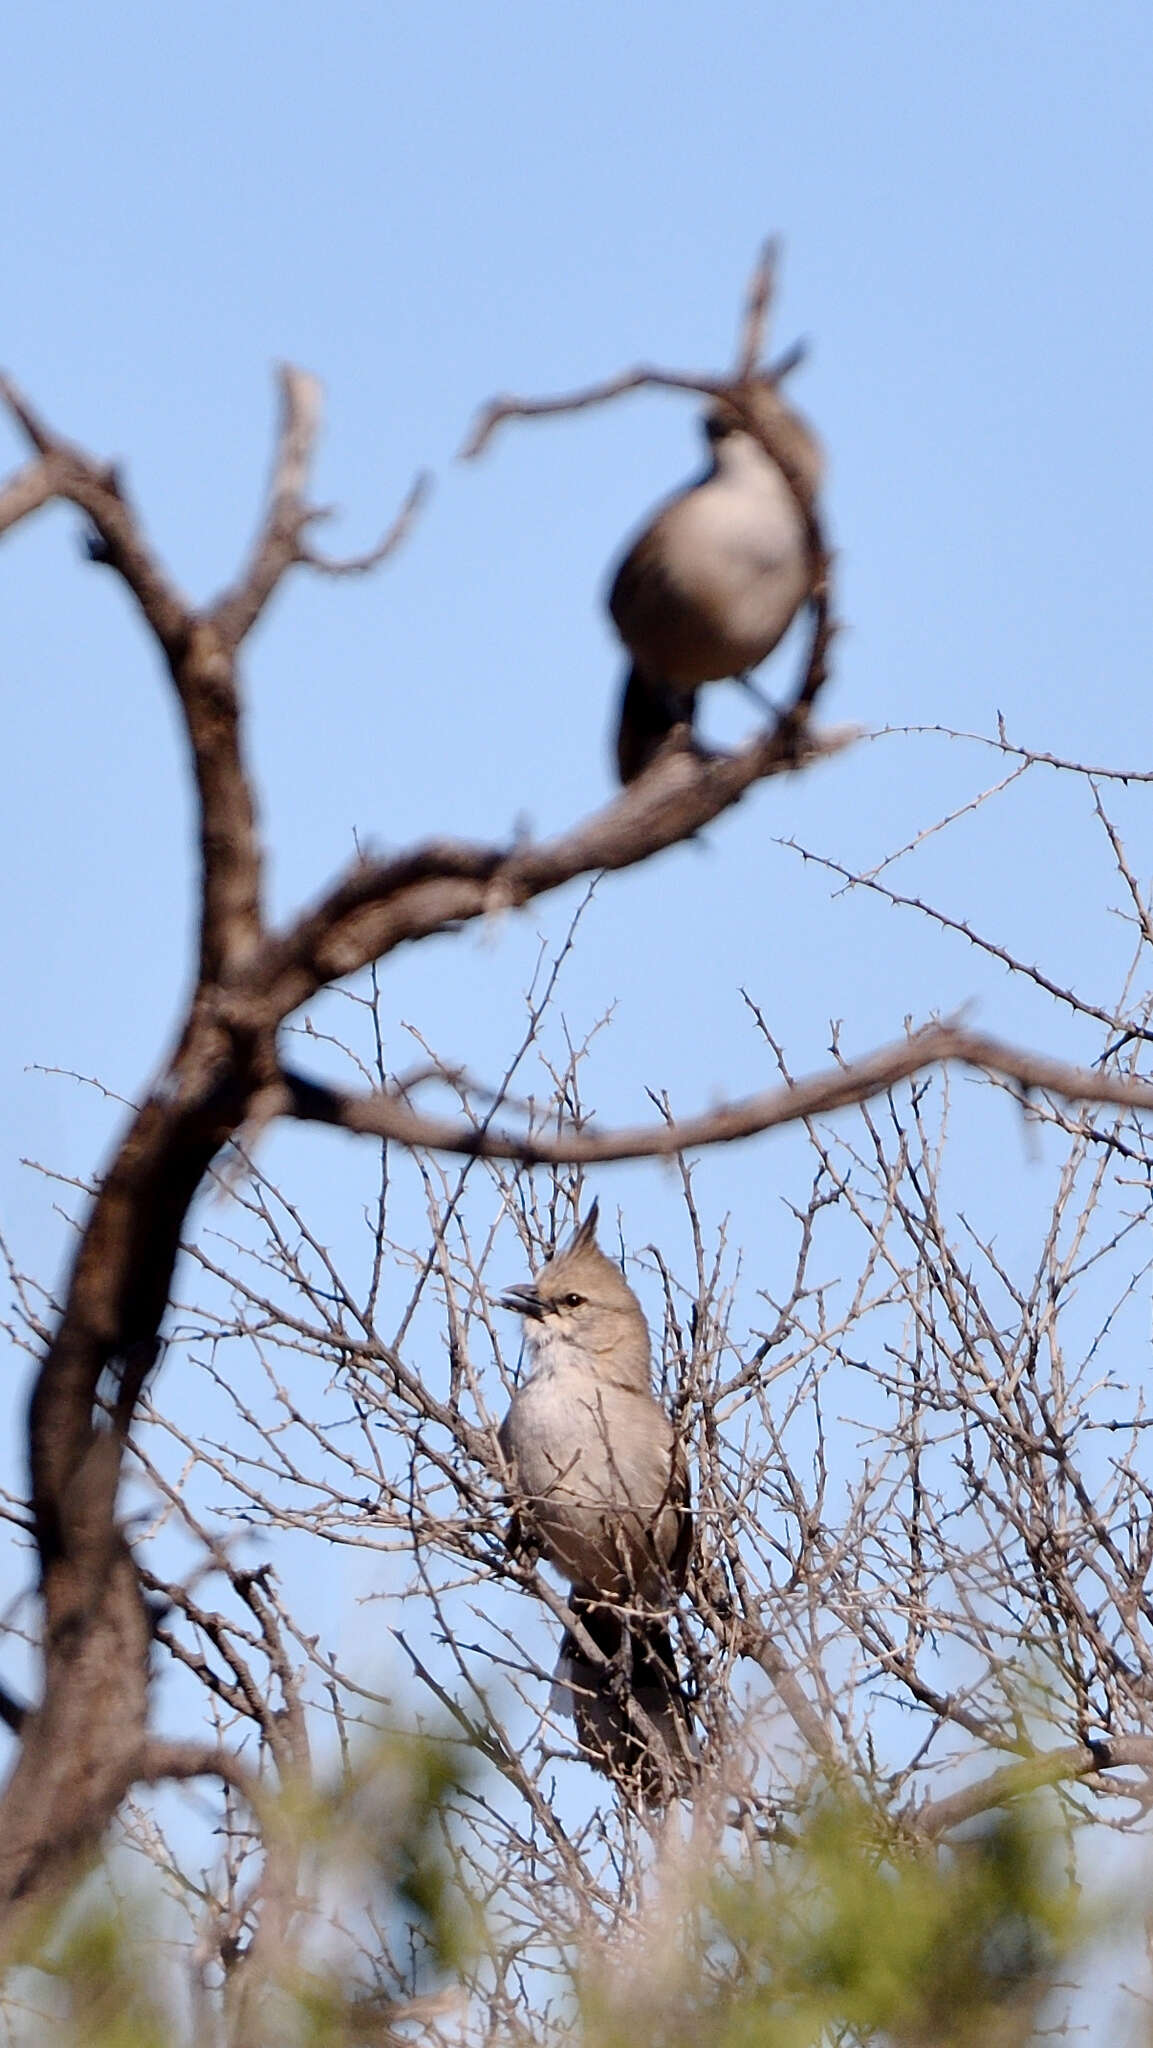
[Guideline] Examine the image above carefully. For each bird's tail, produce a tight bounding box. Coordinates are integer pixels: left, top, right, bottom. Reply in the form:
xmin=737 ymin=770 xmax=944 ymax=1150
xmin=555 ymin=1594 xmax=696 ymax=1802
xmin=615 ymin=665 xmax=697 ymax=785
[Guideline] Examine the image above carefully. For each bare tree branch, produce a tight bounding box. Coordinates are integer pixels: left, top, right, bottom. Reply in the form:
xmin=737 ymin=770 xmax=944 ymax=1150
xmin=0 ymin=455 xmax=58 ymax=535
xmin=460 ymin=365 xmax=734 ymax=461
xmin=208 ymin=364 xmax=324 ymax=650
xmin=734 ymin=236 xmax=779 ymax=378
xmin=278 ymin=1021 xmax=1153 ymax=1163
xmin=134 ymin=1736 xmax=301 ymax=2031
xmin=1 ymin=374 xmax=192 ymax=655
xmin=22 ymin=240 xmax=1136 ymax=2017
xmin=134 ymin=1734 xmax=266 ymax=1801
xmin=300 ymin=470 xmax=432 ymax=576
xmin=462 ymin=242 xmax=804 ymax=463
xmin=916 ymin=1737 xmax=1153 ymax=1838
xmin=257 ymin=721 xmax=854 ymax=1017
xmin=780 ymin=835 xmax=1134 ymax=1035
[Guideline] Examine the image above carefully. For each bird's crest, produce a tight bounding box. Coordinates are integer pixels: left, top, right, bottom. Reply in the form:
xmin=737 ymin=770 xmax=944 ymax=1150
xmin=562 ymin=1199 xmax=600 ymax=1259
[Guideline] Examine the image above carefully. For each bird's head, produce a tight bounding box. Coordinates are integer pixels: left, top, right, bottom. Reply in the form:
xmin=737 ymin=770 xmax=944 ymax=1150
xmin=500 ymin=1201 xmax=652 ymax=1378
xmin=703 ymin=377 xmax=824 ymax=502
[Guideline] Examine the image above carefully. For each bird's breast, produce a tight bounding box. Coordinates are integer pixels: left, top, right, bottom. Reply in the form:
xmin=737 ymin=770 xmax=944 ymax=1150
xmin=610 ymin=469 xmax=811 ymax=687
xmin=502 ymin=1366 xmax=679 ymax=1595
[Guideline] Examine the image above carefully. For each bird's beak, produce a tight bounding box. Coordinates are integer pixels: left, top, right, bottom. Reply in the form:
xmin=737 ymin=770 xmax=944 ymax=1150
xmin=500 ymin=1284 xmax=546 ymax=1321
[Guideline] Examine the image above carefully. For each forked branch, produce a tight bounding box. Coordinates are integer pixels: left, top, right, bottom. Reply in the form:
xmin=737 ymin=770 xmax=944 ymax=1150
xmin=0 ymin=246 xmax=849 ymax=1940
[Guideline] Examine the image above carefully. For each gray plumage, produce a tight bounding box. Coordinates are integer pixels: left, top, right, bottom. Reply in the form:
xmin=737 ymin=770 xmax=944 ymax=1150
xmin=608 ymin=381 xmax=823 ymax=782
xmin=499 ymin=1203 xmax=693 ymax=1799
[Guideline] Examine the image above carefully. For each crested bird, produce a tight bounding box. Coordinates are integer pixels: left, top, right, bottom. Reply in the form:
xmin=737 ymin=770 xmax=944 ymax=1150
xmin=498 ymin=1201 xmax=694 ymax=1800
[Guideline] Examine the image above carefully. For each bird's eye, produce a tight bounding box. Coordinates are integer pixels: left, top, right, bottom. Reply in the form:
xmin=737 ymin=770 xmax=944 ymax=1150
xmin=563 ymin=1292 xmax=585 ymax=1308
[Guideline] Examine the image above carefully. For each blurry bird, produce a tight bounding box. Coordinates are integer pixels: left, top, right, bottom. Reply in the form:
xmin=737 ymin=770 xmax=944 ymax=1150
xmin=607 ymin=379 xmax=823 ymax=783
xmin=498 ymin=1202 xmax=694 ymax=1800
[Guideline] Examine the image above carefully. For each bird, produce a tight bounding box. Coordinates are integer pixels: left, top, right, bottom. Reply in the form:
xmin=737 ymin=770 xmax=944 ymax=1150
xmin=498 ymin=1201 xmax=694 ymax=1800
xmin=607 ymin=378 xmax=824 ymax=783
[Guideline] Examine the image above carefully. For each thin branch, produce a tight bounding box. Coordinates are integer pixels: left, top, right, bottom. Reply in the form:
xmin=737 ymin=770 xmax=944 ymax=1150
xmin=876 ymin=720 xmax=1153 ymax=786
xmin=734 ymin=235 xmax=779 ymax=379
xmin=279 ymin=1021 xmax=1153 ymax=1165
xmin=0 ymin=456 xmax=59 ymax=537
xmin=134 ymin=1736 xmax=300 ymax=2000
xmin=461 ymin=241 xmax=796 ymax=460
xmin=300 ymin=470 xmax=432 ymax=576
xmin=0 ymin=373 xmax=192 ymax=657
xmin=208 ymin=370 xmax=428 ymax=639
xmin=258 ymin=721 xmax=857 ymax=1017
xmin=0 ymin=376 xmax=264 ymax=981
xmin=781 ymin=837 xmax=1131 ymax=1035
xmin=134 ymin=1735 xmax=266 ymax=1803
xmin=0 ymin=376 xmax=60 ymax=456
xmin=737 ymin=1622 xmax=839 ymax=1769
xmin=916 ymin=1736 xmax=1153 ymax=1838
xmin=208 ymin=364 xmax=323 ymax=650
xmin=460 ymin=365 xmax=732 ymax=462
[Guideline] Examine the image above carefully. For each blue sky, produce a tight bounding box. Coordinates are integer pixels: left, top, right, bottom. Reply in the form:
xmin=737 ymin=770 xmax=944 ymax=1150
xmin=2 ymin=2 xmax=1150 ymax=1198
xmin=1 ymin=0 xmax=1152 ymax=2018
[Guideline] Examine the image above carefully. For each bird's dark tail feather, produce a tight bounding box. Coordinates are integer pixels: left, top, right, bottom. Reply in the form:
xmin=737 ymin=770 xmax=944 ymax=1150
xmin=556 ymin=1594 xmax=696 ymax=1803
xmin=615 ymin=665 xmax=698 ymax=786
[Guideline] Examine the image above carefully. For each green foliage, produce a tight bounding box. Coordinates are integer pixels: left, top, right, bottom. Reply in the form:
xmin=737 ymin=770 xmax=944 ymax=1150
xmin=0 ymin=1730 xmax=477 ymax=2047
xmin=579 ymin=1798 xmax=1088 ymax=2048
xmin=0 ymin=1766 xmax=1129 ymax=2047
xmin=294 ymin=1728 xmax=478 ymax=1978
xmin=5 ymin=1899 xmax=174 ymax=2048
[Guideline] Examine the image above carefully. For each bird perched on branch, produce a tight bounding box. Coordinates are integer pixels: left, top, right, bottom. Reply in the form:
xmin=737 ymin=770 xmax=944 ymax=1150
xmin=498 ymin=1202 xmax=694 ymax=1801
xmin=607 ymin=378 xmax=823 ymax=783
